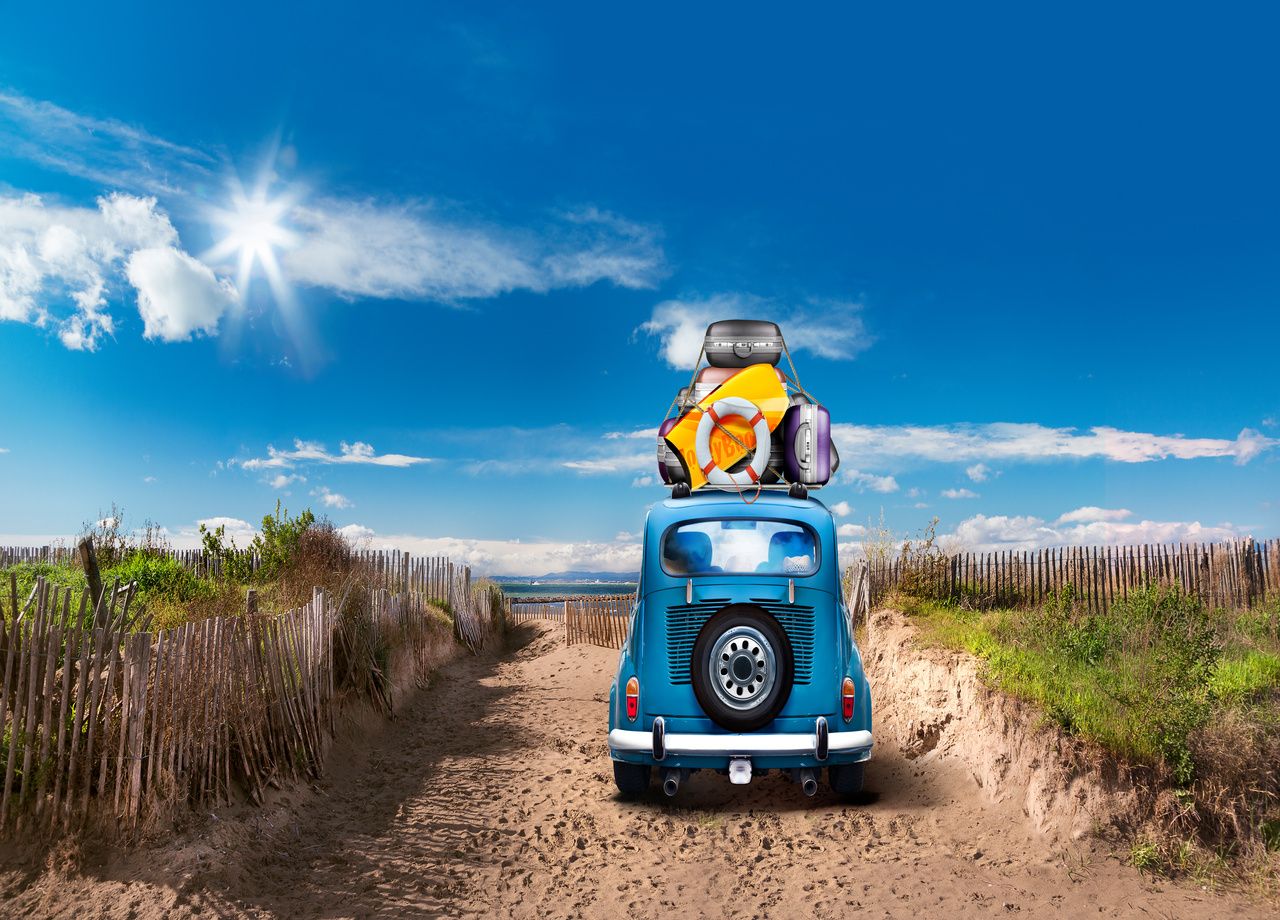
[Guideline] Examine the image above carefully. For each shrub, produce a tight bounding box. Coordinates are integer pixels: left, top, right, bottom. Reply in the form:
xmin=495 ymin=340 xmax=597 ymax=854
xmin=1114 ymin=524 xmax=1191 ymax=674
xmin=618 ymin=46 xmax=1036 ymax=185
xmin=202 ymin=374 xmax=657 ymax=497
xmin=895 ymin=517 xmax=951 ymax=600
xmin=274 ymin=521 xmax=355 ymax=608
xmin=252 ymin=501 xmax=317 ymax=581
xmin=105 ymin=554 xmax=213 ymax=605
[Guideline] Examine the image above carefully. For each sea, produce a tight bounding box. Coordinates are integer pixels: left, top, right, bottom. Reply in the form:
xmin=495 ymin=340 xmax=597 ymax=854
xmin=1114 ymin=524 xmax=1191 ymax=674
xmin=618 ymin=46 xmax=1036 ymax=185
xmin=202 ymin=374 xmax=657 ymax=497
xmin=500 ymin=583 xmax=637 ymax=599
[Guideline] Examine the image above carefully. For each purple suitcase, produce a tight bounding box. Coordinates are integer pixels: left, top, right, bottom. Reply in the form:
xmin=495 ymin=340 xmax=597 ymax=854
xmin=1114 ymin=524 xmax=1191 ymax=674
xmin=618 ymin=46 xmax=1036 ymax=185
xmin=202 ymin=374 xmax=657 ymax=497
xmin=783 ymin=402 xmax=831 ymax=486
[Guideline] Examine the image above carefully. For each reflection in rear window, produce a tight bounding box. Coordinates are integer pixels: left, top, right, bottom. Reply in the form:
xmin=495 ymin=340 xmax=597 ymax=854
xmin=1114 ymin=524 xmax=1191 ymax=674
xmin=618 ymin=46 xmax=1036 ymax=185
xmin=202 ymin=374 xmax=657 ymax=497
xmin=661 ymin=519 xmax=818 ymax=576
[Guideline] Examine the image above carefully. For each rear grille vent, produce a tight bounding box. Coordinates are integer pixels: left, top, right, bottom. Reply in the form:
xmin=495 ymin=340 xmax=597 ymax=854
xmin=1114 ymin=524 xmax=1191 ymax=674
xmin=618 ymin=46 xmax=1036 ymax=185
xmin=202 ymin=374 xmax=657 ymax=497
xmin=665 ymin=601 xmax=815 ymax=686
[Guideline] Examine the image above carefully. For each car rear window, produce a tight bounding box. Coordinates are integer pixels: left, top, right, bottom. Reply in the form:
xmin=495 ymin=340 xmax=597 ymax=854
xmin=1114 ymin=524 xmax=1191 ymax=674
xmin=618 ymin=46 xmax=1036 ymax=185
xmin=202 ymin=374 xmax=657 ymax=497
xmin=661 ymin=519 xmax=818 ymax=576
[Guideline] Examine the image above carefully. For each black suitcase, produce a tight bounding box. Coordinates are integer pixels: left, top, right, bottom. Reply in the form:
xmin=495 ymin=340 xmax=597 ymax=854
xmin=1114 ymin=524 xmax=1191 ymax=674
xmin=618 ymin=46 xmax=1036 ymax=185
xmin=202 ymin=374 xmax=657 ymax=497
xmin=703 ymin=319 xmax=784 ymax=368
xmin=656 ymin=417 xmax=688 ymax=484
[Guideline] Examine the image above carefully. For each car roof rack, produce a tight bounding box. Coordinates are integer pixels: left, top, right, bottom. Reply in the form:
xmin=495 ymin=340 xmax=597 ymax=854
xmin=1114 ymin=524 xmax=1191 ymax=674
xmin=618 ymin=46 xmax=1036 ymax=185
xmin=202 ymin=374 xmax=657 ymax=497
xmin=671 ymin=483 xmax=812 ymax=500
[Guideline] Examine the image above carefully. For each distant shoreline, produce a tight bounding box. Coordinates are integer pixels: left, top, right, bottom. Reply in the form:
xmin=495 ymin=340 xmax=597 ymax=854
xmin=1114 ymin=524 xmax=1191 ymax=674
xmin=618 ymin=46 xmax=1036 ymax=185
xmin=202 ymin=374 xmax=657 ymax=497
xmin=501 ymin=582 xmax=636 ymax=599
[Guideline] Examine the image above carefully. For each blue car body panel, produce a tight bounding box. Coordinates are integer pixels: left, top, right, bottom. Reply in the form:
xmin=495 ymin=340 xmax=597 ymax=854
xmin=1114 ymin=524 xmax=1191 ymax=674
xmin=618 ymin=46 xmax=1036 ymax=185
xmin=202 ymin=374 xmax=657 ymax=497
xmin=608 ymin=490 xmax=872 ymax=772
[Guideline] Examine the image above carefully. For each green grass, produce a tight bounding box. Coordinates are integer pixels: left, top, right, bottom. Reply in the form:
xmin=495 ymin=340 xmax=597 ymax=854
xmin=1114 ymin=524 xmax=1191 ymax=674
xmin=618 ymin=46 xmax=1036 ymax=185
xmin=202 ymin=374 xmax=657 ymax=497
xmin=2 ymin=560 xmax=88 ymax=605
xmin=899 ymin=586 xmax=1280 ymax=883
xmin=1211 ymin=652 xmax=1280 ymax=704
xmin=899 ymin=587 xmax=1280 ymax=785
xmin=1 ymin=554 xmax=223 ymax=630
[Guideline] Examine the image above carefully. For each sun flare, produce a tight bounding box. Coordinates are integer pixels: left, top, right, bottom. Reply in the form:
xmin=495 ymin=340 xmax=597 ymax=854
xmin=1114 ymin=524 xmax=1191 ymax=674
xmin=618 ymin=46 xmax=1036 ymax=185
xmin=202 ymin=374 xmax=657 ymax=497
xmin=205 ymin=182 xmax=298 ymax=297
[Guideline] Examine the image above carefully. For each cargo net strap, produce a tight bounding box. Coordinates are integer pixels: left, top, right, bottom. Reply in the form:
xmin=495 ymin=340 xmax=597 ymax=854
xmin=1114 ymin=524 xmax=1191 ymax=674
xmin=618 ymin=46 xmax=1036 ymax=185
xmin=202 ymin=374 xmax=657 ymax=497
xmin=657 ymin=331 xmax=819 ymax=503
xmin=780 ymin=335 xmax=816 ymax=405
xmin=660 ymin=333 xmax=815 ymax=426
xmin=655 ymin=344 xmax=764 ymax=504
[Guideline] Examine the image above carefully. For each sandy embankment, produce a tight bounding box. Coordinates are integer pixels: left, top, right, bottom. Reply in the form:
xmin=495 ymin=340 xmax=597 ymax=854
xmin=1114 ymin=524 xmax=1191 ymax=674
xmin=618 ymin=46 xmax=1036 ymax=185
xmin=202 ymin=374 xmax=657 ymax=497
xmin=0 ymin=617 xmax=1271 ymax=918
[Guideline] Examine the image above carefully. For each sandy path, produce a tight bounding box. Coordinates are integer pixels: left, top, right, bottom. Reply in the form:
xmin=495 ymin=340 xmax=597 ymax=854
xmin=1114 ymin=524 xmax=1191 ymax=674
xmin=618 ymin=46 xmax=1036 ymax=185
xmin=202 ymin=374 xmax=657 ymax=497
xmin=0 ymin=622 xmax=1270 ymax=919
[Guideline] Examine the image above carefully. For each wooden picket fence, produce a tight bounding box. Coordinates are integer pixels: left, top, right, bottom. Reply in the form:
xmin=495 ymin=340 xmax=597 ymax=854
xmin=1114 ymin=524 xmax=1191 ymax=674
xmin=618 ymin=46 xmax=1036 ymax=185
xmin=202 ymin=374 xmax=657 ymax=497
xmin=0 ymin=552 xmax=509 ymax=836
xmin=862 ymin=537 xmax=1280 ymax=614
xmin=502 ymin=596 xmax=633 ymax=649
xmin=566 ymin=597 xmax=633 ymax=649
xmin=1 ymin=545 xmax=477 ymax=604
xmin=1 ymin=545 xmax=262 ymax=580
xmin=1 ymin=543 xmax=491 ymax=654
xmin=509 ymin=601 xmax=565 ymax=624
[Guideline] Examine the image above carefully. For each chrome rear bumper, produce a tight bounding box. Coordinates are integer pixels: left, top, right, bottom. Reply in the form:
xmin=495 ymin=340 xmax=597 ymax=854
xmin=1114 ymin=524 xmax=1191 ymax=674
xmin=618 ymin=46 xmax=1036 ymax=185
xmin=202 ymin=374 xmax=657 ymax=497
xmin=608 ymin=721 xmax=872 ymax=760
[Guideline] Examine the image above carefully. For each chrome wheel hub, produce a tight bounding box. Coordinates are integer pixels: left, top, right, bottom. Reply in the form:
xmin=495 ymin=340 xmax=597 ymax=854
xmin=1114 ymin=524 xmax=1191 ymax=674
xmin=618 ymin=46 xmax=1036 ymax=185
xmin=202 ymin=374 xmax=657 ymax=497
xmin=709 ymin=626 xmax=776 ymax=710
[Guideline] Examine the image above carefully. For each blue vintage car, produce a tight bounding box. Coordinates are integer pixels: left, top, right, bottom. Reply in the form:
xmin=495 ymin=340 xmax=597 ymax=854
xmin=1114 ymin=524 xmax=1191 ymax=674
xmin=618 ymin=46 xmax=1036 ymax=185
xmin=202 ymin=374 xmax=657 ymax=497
xmin=607 ymin=488 xmax=873 ymax=798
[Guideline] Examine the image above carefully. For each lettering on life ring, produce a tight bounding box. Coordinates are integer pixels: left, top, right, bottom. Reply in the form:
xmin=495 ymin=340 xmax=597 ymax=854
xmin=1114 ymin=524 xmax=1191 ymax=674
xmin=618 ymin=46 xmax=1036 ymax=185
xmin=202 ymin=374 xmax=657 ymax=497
xmin=694 ymin=396 xmax=771 ymax=487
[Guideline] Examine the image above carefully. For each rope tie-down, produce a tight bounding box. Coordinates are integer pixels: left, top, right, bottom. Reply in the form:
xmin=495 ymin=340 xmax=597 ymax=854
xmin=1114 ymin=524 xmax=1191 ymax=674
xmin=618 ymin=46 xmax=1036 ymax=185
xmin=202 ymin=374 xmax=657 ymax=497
xmin=694 ymin=395 xmax=771 ymax=501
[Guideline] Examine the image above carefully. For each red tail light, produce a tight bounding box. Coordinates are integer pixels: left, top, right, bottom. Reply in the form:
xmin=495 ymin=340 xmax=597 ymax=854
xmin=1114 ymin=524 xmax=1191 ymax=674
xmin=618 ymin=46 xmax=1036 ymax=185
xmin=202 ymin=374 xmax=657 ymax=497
xmin=625 ymin=676 xmax=639 ymax=721
xmin=841 ymin=677 xmax=855 ymax=722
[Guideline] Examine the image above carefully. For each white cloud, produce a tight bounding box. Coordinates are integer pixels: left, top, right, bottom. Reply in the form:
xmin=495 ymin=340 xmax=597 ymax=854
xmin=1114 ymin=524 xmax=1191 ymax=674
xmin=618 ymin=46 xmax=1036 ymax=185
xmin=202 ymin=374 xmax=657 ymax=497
xmin=0 ymin=533 xmax=72 ymax=546
xmin=338 ymin=524 xmax=376 ymax=543
xmin=563 ymin=456 xmax=651 ymax=474
xmin=941 ymin=487 xmax=979 ymax=499
xmin=269 ymin=473 xmax=305 ymax=489
xmin=332 ymin=525 xmax=641 ymax=577
xmin=126 ymin=246 xmax=238 ymax=342
xmin=0 ymin=448 xmax=8 ymax=454
xmin=143 ymin=475 xmax=156 ymax=484
xmin=1055 ymin=506 xmax=1132 ymax=525
xmin=639 ymin=293 xmax=869 ymax=369
xmin=2 ymin=92 xmax=666 ymax=349
xmin=281 ymin=198 xmax=664 ymax=303
xmin=240 ymin=439 xmax=431 ymax=470
xmin=196 ymin=516 xmax=257 ymax=545
xmin=829 ymin=500 xmax=853 ymax=517
xmin=542 ymin=207 xmax=666 ymax=291
xmin=548 ymin=428 xmax=657 ymax=477
xmin=0 ymin=191 xmax=203 ymax=350
xmin=0 ymin=91 xmax=216 ymax=196
xmin=941 ymin=512 xmax=1244 ymax=553
xmin=842 ymin=469 xmax=899 ymax=493
xmin=631 ymin=475 xmax=656 ymax=487
xmin=965 ymin=463 xmax=991 ymax=482
xmin=831 ymin=422 xmax=1276 ymax=467
xmin=415 ymin=424 xmax=661 ymax=481
xmin=838 ymin=541 xmax=869 ymax=563
xmin=837 ymin=523 xmax=868 ymax=538
xmin=312 ymin=486 xmax=353 ymax=509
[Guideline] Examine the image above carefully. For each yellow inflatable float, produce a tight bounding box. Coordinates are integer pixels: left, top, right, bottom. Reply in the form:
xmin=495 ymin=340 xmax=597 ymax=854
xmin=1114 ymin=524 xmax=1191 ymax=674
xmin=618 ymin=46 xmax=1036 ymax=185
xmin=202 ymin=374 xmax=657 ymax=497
xmin=663 ymin=364 xmax=789 ymax=490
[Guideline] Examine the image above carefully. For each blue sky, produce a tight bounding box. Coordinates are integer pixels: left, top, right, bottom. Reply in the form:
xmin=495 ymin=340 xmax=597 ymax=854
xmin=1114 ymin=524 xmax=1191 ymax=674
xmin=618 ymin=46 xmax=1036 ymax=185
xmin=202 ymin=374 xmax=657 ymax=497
xmin=1 ymin=3 xmax=1276 ymax=575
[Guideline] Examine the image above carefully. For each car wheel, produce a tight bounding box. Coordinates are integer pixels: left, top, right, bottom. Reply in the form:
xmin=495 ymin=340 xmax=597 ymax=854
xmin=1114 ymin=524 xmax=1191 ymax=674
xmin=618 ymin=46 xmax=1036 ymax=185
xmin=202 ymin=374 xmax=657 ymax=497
xmin=828 ymin=762 xmax=865 ymax=797
xmin=691 ymin=605 xmax=794 ymax=732
xmin=613 ymin=761 xmax=651 ymax=797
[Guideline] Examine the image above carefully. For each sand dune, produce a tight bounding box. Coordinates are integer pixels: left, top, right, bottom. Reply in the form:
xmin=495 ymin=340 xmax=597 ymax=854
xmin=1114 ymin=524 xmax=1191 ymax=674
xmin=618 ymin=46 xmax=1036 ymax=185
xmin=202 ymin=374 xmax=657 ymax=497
xmin=0 ymin=621 xmax=1268 ymax=918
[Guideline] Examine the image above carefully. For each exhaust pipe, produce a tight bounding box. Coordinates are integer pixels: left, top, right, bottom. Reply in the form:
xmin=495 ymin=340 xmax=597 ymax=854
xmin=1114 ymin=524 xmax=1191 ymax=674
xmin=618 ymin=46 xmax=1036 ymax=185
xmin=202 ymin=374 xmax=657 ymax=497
xmin=798 ymin=768 xmax=818 ymax=797
xmin=663 ymin=769 xmax=682 ymax=797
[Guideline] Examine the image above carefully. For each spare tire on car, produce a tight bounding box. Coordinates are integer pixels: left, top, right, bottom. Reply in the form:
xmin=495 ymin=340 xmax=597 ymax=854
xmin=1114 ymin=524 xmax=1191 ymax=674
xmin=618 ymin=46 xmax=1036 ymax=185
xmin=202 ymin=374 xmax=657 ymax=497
xmin=690 ymin=605 xmax=794 ymax=732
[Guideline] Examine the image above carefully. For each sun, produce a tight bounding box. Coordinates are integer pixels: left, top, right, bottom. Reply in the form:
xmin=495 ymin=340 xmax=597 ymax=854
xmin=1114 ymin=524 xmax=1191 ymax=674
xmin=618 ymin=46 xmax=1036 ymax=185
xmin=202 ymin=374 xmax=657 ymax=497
xmin=203 ymin=175 xmax=315 ymax=361
xmin=205 ymin=180 xmax=299 ymax=297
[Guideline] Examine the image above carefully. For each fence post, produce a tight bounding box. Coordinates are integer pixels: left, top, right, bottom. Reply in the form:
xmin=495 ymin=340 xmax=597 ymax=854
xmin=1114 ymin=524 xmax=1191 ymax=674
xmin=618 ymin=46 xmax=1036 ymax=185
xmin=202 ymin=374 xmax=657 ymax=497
xmin=77 ymin=538 xmax=105 ymax=624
